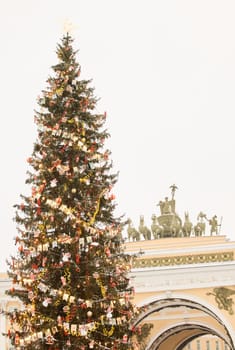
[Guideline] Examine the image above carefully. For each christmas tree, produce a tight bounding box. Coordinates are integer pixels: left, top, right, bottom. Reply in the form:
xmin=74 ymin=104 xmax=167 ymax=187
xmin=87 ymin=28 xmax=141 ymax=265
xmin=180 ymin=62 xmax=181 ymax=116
xmin=5 ymin=34 xmax=152 ymax=349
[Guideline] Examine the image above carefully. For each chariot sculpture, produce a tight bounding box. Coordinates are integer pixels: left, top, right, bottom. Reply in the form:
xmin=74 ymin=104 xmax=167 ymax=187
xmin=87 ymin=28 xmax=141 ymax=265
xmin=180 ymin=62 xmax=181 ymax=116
xmin=126 ymin=185 xmax=222 ymax=241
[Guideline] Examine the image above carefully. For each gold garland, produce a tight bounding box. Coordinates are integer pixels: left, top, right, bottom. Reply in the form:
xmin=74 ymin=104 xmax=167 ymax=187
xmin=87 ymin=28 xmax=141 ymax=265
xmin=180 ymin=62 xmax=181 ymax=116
xmin=102 ymin=325 xmax=114 ymax=337
xmin=88 ymin=189 xmax=106 ymax=226
xmin=65 ymin=267 xmax=71 ymax=289
xmin=96 ymin=278 xmax=106 ymax=297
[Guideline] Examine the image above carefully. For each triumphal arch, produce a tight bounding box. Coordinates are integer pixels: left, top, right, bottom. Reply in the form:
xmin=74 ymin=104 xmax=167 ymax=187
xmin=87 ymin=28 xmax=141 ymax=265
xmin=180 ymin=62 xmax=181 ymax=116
xmin=126 ymin=186 xmax=235 ymax=350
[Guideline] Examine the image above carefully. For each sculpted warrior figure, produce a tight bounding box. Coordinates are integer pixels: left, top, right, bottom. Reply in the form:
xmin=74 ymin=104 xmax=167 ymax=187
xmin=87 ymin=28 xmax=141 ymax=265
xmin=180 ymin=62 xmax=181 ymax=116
xmin=209 ymin=215 xmax=220 ymax=235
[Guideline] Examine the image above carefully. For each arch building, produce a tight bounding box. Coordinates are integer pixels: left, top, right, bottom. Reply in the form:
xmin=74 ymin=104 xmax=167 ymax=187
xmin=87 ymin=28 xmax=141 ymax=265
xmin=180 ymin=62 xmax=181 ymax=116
xmin=126 ymin=187 xmax=235 ymax=349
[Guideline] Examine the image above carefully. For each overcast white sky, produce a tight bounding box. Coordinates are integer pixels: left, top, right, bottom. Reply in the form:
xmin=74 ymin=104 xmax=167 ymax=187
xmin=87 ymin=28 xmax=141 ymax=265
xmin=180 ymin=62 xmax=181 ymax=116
xmin=1 ymin=0 xmax=235 ymax=271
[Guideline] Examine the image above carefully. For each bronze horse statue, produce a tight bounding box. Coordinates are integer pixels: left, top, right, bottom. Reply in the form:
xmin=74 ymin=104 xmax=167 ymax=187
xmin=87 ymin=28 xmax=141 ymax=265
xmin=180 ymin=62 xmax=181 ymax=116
xmin=169 ymin=214 xmax=182 ymax=237
xmin=182 ymin=212 xmax=193 ymax=237
xmin=127 ymin=218 xmax=140 ymax=241
xmin=193 ymin=222 xmax=206 ymax=236
xmin=151 ymin=214 xmax=164 ymax=239
xmin=139 ymin=215 xmax=151 ymax=240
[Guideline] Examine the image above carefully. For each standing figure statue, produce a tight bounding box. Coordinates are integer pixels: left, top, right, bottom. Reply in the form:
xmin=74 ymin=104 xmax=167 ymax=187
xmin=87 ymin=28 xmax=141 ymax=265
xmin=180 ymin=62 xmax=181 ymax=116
xmin=139 ymin=215 xmax=151 ymax=240
xmin=208 ymin=215 xmax=221 ymax=235
xmin=170 ymin=184 xmax=178 ymax=200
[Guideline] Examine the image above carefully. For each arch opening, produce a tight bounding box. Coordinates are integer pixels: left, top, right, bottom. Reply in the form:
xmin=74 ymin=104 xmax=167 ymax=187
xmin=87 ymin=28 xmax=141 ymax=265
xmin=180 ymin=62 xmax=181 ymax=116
xmin=134 ymin=297 xmax=234 ymax=350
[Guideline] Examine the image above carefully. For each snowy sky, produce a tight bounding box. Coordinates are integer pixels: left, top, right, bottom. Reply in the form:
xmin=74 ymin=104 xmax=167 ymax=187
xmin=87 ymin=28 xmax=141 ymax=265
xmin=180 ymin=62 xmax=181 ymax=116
xmin=1 ymin=0 xmax=235 ymax=271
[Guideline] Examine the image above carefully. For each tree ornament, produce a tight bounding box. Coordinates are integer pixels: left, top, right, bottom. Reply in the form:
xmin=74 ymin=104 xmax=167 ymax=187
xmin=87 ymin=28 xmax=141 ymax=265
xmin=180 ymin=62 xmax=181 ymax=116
xmin=42 ymin=298 xmax=51 ymax=307
xmin=105 ymin=247 xmax=111 ymax=257
xmin=50 ymin=178 xmax=57 ymax=187
xmin=61 ymin=276 xmax=66 ymax=285
xmin=75 ymin=254 xmax=80 ymax=264
xmin=123 ymin=334 xmax=128 ymax=343
xmin=63 ymin=305 xmax=69 ymax=313
xmin=87 ymin=310 xmax=93 ymax=318
xmin=14 ymin=333 xmax=20 ymax=345
xmin=89 ymin=340 xmax=95 ymax=348
xmin=45 ymin=335 xmax=54 ymax=344
xmin=55 ymin=197 xmax=62 ymax=206
xmin=66 ymin=339 xmax=71 ymax=347
xmin=57 ymin=315 xmax=63 ymax=326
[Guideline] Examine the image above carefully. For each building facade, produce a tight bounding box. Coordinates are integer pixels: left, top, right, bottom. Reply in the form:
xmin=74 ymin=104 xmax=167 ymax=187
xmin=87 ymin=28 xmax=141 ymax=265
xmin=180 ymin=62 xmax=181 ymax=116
xmin=125 ymin=187 xmax=235 ymax=349
xmin=126 ymin=235 xmax=235 ymax=349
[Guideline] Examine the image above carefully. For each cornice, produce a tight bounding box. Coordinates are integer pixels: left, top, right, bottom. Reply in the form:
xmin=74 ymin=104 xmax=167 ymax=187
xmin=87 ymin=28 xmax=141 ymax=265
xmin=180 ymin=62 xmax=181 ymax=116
xmin=130 ymin=261 xmax=235 ymax=292
xmin=129 ymin=243 xmax=235 ymax=257
xmin=125 ymin=242 xmax=235 ymax=259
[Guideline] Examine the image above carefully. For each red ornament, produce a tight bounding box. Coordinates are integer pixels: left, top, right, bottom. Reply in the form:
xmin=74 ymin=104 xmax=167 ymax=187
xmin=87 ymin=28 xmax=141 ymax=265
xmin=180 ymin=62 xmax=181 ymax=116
xmin=32 ymin=263 xmax=38 ymax=270
xmin=122 ymin=334 xmax=128 ymax=343
xmin=89 ymin=144 xmax=96 ymax=153
xmin=105 ymin=247 xmax=111 ymax=257
xmin=109 ymin=194 xmax=115 ymax=201
xmin=15 ymin=333 xmax=20 ymax=345
xmin=75 ymin=254 xmax=80 ymax=264
xmin=56 ymin=197 xmax=62 ymax=206
xmin=103 ymin=151 xmax=109 ymax=160
xmin=20 ymin=203 xmax=25 ymax=210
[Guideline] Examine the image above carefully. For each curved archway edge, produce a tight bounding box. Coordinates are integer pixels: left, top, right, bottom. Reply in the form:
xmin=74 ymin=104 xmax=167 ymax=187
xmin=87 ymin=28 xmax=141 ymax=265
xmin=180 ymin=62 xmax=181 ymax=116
xmin=134 ymin=293 xmax=235 ymax=349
